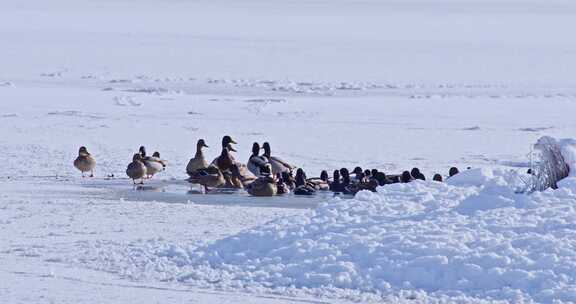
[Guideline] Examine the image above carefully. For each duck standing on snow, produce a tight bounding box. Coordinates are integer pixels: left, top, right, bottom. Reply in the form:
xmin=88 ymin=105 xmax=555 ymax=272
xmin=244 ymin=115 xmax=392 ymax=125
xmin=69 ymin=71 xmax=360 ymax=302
xmin=246 ymin=164 xmax=278 ymax=197
xmin=138 ymin=146 xmax=164 ymax=179
xmin=262 ymin=142 xmax=295 ymax=175
xmin=74 ymin=146 xmax=96 ymax=177
xmin=247 ymin=142 xmax=270 ymax=176
xmin=186 ymin=139 xmax=209 ymax=176
xmin=126 ymin=153 xmax=147 ymax=184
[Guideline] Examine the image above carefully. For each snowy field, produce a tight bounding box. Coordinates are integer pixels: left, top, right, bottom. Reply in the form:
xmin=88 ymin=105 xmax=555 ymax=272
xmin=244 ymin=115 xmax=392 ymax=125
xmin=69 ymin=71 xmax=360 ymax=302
xmin=2 ymin=0 xmax=576 ymax=303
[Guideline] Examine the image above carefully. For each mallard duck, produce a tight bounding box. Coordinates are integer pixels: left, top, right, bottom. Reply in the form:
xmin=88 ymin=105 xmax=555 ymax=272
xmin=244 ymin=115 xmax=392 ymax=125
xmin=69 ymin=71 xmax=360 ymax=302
xmin=294 ymin=169 xmax=316 ymax=196
xmin=186 ymin=139 xmax=209 ymax=176
xmin=138 ymin=146 xmax=164 ymax=178
xmin=73 ymin=146 xmax=96 ymax=177
xmin=262 ymin=142 xmax=295 ymax=175
xmin=152 ymin=152 xmax=167 ymax=169
xmin=210 ymin=135 xmax=237 ymax=169
xmin=276 ymin=173 xmax=289 ymax=195
xmin=228 ymin=164 xmax=256 ymax=188
xmin=246 ymin=165 xmax=277 ymax=197
xmin=281 ymin=171 xmax=296 ymax=190
xmin=305 ymin=170 xmax=330 ymax=191
xmin=188 ymin=165 xmax=226 ymax=192
xmin=247 ymin=142 xmax=269 ymax=176
xmin=329 ymin=170 xmax=341 ymax=192
xmin=214 ymin=144 xmax=236 ymax=172
xmin=126 ymin=153 xmax=147 ymax=184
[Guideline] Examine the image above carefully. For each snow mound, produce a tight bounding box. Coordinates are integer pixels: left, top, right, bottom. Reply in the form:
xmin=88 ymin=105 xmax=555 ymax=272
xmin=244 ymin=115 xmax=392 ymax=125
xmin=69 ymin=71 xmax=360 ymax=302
xmin=84 ymin=138 xmax=576 ymax=303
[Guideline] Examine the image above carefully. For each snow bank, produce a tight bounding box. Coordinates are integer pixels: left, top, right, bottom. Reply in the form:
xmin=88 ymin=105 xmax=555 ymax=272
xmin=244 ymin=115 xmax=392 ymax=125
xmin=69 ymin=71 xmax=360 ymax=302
xmin=79 ymin=138 xmax=576 ymax=303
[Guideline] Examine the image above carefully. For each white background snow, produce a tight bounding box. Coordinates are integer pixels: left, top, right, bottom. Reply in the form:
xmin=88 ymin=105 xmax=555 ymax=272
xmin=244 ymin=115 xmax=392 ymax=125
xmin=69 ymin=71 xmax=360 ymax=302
xmin=1 ymin=0 xmax=576 ymax=303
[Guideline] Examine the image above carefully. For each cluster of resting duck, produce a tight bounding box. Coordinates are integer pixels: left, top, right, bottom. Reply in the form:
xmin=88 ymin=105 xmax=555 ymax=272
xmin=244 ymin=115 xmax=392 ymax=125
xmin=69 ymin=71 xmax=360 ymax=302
xmin=73 ymin=135 xmax=463 ymax=197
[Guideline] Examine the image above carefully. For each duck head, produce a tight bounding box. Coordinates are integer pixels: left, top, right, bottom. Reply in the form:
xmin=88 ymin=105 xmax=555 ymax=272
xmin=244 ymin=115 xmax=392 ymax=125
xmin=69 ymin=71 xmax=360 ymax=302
xmin=251 ymin=142 xmax=260 ymax=156
xmin=295 ymin=168 xmax=306 ymax=187
xmin=375 ymin=172 xmax=387 ymax=186
xmin=364 ymin=169 xmax=371 ymax=177
xmin=132 ymin=153 xmax=143 ymax=162
xmin=339 ymin=168 xmax=350 ymax=179
xmin=281 ymin=171 xmax=295 ymax=188
xmin=352 ymin=167 xmax=363 ymax=175
xmin=371 ymin=169 xmax=378 ymax=177
xmin=449 ymin=167 xmax=459 ymax=177
xmin=222 ymin=135 xmax=237 ymax=148
xmin=262 ymin=142 xmax=271 ymax=157
xmin=139 ymin=146 xmax=147 ymax=157
xmin=152 ymin=151 xmax=160 ymax=158
xmin=320 ymin=170 xmax=328 ymax=182
xmin=78 ymin=146 xmax=90 ymax=156
xmin=333 ymin=170 xmax=340 ymax=183
xmin=197 ymin=139 xmax=209 ymax=149
xmin=410 ymin=167 xmax=421 ymax=179
xmin=433 ymin=174 xmax=443 ymax=182
xmin=226 ymin=144 xmax=237 ymax=153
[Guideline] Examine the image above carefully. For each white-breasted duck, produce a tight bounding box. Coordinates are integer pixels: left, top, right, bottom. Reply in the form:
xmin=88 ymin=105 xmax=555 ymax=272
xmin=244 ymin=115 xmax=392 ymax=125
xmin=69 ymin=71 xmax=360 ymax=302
xmin=139 ymin=146 xmax=164 ymax=178
xmin=247 ymin=142 xmax=270 ymax=176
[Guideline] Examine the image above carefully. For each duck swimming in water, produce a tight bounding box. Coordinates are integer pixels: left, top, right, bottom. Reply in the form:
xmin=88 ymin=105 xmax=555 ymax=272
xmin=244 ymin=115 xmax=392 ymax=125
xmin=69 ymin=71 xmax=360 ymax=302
xmin=74 ymin=146 xmax=96 ymax=177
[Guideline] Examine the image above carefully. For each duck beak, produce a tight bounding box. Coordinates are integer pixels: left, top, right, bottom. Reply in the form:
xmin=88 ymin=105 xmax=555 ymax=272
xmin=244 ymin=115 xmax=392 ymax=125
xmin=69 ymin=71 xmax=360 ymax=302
xmin=230 ymin=139 xmax=237 ymax=144
xmin=203 ymin=144 xmax=209 ymax=148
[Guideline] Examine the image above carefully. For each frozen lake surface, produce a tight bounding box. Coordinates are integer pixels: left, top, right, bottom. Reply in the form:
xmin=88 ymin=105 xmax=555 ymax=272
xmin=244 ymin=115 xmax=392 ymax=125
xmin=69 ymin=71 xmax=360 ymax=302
xmin=2 ymin=0 xmax=576 ymax=303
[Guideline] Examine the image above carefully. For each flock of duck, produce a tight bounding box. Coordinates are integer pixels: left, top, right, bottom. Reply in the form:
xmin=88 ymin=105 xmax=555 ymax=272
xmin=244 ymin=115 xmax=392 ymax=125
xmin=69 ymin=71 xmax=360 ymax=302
xmin=73 ymin=135 xmax=463 ymax=197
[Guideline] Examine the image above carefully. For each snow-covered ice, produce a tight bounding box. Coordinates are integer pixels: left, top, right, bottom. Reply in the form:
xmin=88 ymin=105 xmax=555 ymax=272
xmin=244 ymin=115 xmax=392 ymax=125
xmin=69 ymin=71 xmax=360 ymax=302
xmin=2 ymin=0 xmax=576 ymax=303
